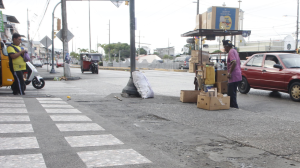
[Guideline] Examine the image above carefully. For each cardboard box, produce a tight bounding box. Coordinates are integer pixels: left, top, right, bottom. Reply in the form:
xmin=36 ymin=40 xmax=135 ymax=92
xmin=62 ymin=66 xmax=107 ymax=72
xmin=180 ymin=90 xmax=202 ymax=103
xmin=215 ymin=81 xmax=228 ymax=94
xmin=195 ymin=14 xmax=202 ymax=29
xmin=207 ymin=88 xmax=217 ymax=97
xmin=216 ymin=70 xmax=228 ymax=82
xmin=207 ymin=6 xmax=239 ymax=30
xmin=189 ymin=62 xmax=196 ymax=73
xmin=191 ymin=50 xmax=209 ymax=64
xmin=205 ymin=66 xmax=215 ymax=85
xmin=197 ymin=95 xmax=230 ymax=110
xmin=202 ymin=12 xmax=207 ymax=29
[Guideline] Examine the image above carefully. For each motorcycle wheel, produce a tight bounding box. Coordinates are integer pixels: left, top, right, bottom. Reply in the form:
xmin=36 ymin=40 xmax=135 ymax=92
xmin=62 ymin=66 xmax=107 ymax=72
xmin=32 ymin=78 xmax=45 ymax=89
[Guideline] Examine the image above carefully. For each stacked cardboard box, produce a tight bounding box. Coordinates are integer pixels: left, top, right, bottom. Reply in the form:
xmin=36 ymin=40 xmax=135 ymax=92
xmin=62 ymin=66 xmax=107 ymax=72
xmin=202 ymin=12 xmax=207 ymax=29
xmin=206 ymin=6 xmax=239 ymax=30
xmin=197 ymin=90 xmax=230 ymax=110
xmin=195 ymin=14 xmax=202 ymax=30
xmin=191 ymin=50 xmax=209 ymax=64
xmin=180 ymin=90 xmax=202 ymax=103
xmin=215 ymin=70 xmax=228 ymax=94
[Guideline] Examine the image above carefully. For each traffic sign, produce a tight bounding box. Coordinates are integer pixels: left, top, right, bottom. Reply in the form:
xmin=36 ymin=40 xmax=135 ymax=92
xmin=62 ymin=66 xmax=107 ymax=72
xmin=56 ymin=29 xmax=74 ymax=43
xmin=40 ymin=36 xmax=52 ymax=48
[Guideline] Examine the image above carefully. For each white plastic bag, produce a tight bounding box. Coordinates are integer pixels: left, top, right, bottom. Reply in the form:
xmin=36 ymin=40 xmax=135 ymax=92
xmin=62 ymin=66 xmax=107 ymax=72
xmin=132 ymin=71 xmax=154 ymax=99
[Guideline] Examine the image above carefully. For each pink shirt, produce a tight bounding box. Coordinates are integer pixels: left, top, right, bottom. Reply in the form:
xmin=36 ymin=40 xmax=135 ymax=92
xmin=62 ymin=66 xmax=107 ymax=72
xmin=227 ymin=49 xmax=242 ymax=83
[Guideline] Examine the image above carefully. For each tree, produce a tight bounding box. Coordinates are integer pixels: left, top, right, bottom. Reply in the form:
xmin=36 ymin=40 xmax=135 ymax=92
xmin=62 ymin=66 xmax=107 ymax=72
xmin=77 ymin=48 xmax=89 ymax=53
xmin=153 ymin=52 xmax=159 ymax=55
xmin=212 ymin=50 xmax=222 ymax=54
xmin=163 ymin=55 xmax=169 ymax=59
xmin=70 ymin=51 xmax=79 ymax=60
xmin=183 ymin=44 xmax=193 ymax=55
xmin=97 ymin=42 xmax=130 ymax=59
xmin=136 ymin=48 xmax=147 ymax=55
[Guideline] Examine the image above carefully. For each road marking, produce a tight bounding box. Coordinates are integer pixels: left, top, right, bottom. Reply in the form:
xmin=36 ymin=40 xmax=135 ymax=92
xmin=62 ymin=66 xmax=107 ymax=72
xmin=50 ymin=115 xmax=92 ymax=121
xmin=0 ymin=154 xmax=46 ymax=168
xmin=56 ymin=123 xmax=104 ymax=132
xmin=77 ymin=149 xmax=151 ymax=167
xmin=38 ymin=101 xmax=67 ymax=104
xmin=0 ymin=137 xmax=39 ymax=150
xmin=36 ymin=98 xmax=62 ymax=101
xmin=0 ymin=108 xmax=27 ymax=113
xmin=45 ymin=109 xmax=81 ymax=113
xmin=0 ymin=124 xmax=34 ymax=133
xmin=65 ymin=134 xmax=123 ymax=147
xmin=0 ymin=115 xmax=30 ymax=122
xmin=0 ymin=103 xmax=26 ymax=108
xmin=41 ymin=104 xmax=74 ymax=108
xmin=0 ymin=97 xmax=23 ymax=100
xmin=0 ymin=100 xmax=24 ymax=103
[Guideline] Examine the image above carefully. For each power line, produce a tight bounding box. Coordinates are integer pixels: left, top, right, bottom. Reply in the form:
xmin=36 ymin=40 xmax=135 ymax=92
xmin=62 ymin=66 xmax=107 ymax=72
xmin=33 ymin=0 xmax=51 ymax=39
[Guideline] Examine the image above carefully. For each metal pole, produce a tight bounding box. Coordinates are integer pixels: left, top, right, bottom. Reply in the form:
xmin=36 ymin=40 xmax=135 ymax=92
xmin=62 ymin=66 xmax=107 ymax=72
xmin=46 ymin=40 xmax=48 ymax=72
xmin=89 ymin=0 xmax=91 ymax=52
xmin=109 ymin=20 xmax=111 ymax=63
xmin=197 ymin=0 xmax=199 ymax=15
xmin=119 ymin=50 xmax=121 ymax=67
xmin=138 ymin=31 xmax=140 ymax=56
xmin=51 ymin=2 xmax=60 ymax=74
xmin=61 ymin=0 xmax=70 ymax=77
xmin=168 ymin=38 xmax=169 ymax=56
xmin=296 ymin=0 xmax=299 ymax=51
xmin=122 ymin=0 xmax=139 ymax=96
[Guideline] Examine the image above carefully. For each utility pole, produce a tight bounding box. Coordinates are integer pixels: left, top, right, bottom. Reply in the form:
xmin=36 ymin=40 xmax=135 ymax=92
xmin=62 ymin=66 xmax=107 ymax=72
xmin=168 ymin=38 xmax=169 ymax=56
xmin=296 ymin=0 xmax=299 ymax=51
xmin=89 ymin=0 xmax=91 ymax=52
xmin=97 ymin=36 xmax=98 ymax=53
xmin=197 ymin=0 xmax=199 ymax=15
xmin=61 ymin=0 xmax=71 ymax=77
xmin=122 ymin=0 xmax=139 ymax=96
xmin=50 ymin=1 xmax=60 ymax=74
xmin=108 ymin=20 xmax=111 ymax=63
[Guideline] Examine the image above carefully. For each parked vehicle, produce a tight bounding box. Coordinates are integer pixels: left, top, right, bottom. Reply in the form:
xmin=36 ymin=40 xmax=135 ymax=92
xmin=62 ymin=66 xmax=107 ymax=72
xmin=80 ymin=53 xmax=102 ymax=74
xmin=32 ymin=59 xmax=43 ymax=67
xmin=175 ymin=56 xmax=191 ymax=69
xmin=56 ymin=59 xmax=64 ymax=68
xmin=24 ymin=62 xmax=45 ymax=89
xmin=239 ymin=53 xmax=300 ymax=102
xmin=0 ymin=41 xmax=14 ymax=88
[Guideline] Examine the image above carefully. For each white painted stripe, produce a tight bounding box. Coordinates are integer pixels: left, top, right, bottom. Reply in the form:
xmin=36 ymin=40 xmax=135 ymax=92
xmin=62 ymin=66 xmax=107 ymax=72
xmin=0 ymin=104 xmax=26 ymax=108
xmin=41 ymin=104 xmax=74 ymax=108
xmin=45 ymin=109 xmax=81 ymax=113
xmin=65 ymin=134 xmax=123 ymax=147
xmin=56 ymin=123 xmax=104 ymax=132
xmin=38 ymin=101 xmax=67 ymax=104
xmin=0 ymin=137 xmax=39 ymax=150
xmin=0 ymin=100 xmax=24 ymax=103
xmin=0 ymin=108 xmax=27 ymax=113
xmin=0 ymin=124 xmax=34 ymax=133
xmin=36 ymin=98 xmax=62 ymax=101
xmin=50 ymin=115 xmax=92 ymax=121
xmin=0 ymin=97 xmax=23 ymax=100
xmin=0 ymin=115 xmax=30 ymax=122
xmin=0 ymin=154 xmax=46 ymax=168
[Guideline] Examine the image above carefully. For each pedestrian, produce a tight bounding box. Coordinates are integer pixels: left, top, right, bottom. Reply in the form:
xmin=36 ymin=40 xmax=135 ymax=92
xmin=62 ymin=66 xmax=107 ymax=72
xmin=223 ymin=40 xmax=242 ymax=109
xmin=7 ymin=33 xmax=27 ymax=95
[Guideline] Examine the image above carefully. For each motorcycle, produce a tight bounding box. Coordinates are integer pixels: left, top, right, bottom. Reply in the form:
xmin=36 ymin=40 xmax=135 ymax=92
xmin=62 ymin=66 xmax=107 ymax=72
xmin=24 ymin=62 xmax=45 ymax=89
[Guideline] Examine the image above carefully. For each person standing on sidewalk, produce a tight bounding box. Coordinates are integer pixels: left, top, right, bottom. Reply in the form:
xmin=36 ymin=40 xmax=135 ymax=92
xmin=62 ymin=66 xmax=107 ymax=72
xmin=223 ymin=40 xmax=242 ymax=109
xmin=7 ymin=33 xmax=26 ymax=95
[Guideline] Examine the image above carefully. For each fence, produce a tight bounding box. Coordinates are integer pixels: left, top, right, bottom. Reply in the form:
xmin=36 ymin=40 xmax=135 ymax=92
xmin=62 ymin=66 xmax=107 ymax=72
xmin=102 ymin=59 xmax=182 ymax=70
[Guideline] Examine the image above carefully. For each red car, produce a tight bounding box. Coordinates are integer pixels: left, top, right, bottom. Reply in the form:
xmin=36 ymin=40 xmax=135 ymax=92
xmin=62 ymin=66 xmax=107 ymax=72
xmin=56 ymin=59 xmax=64 ymax=68
xmin=238 ymin=53 xmax=300 ymax=102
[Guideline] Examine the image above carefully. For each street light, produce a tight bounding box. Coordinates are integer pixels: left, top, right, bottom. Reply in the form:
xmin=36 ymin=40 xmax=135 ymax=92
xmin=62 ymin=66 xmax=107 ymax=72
xmin=192 ymin=0 xmax=199 ymax=15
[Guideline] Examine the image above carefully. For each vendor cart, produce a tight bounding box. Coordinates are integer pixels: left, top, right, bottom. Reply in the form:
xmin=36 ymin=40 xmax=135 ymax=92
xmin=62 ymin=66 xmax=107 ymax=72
xmin=80 ymin=53 xmax=102 ymax=74
xmin=181 ymin=29 xmax=251 ymax=90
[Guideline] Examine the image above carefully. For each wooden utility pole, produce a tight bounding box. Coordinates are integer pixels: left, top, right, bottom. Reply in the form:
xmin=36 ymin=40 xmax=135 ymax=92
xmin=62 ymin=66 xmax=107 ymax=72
xmin=296 ymin=0 xmax=299 ymax=51
xmin=61 ymin=0 xmax=71 ymax=77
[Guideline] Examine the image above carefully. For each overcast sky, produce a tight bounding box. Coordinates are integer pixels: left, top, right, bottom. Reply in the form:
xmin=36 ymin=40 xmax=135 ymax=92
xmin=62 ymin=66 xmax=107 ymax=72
xmin=3 ymin=0 xmax=299 ymax=54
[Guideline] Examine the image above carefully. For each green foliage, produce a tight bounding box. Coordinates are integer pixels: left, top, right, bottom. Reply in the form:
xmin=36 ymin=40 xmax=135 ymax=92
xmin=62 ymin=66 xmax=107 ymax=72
xmin=77 ymin=48 xmax=89 ymax=53
xmin=184 ymin=44 xmax=193 ymax=55
xmin=176 ymin=55 xmax=181 ymax=57
xmin=153 ymin=52 xmax=159 ymax=55
xmin=212 ymin=50 xmax=222 ymax=54
xmin=98 ymin=61 xmax=103 ymax=66
xmin=163 ymin=55 xmax=169 ymax=59
xmin=98 ymin=42 xmax=130 ymax=59
xmin=70 ymin=52 xmax=80 ymax=60
xmin=136 ymin=48 xmax=147 ymax=55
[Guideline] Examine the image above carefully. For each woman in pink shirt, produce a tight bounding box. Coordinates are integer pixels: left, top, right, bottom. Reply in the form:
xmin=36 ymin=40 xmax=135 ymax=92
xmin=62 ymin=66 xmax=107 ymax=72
xmin=223 ymin=40 xmax=242 ymax=109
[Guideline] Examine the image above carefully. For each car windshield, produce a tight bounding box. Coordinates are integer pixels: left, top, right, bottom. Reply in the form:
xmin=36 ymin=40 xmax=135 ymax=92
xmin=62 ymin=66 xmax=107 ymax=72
xmin=279 ymin=54 xmax=300 ymax=68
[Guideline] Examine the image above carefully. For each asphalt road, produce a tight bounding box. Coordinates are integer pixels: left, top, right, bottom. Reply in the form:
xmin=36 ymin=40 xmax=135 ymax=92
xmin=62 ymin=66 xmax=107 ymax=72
xmin=0 ymin=66 xmax=300 ymax=168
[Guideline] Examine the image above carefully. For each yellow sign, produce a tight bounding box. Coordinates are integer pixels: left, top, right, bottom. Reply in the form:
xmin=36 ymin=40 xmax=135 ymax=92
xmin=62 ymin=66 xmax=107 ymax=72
xmin=219 ymin=16 xmax=232 ymax=30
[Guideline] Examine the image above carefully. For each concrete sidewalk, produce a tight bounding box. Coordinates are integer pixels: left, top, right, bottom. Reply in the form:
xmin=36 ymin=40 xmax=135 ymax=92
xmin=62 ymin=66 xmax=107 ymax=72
xmin=37 ymin=65 xmax=81 ymax=81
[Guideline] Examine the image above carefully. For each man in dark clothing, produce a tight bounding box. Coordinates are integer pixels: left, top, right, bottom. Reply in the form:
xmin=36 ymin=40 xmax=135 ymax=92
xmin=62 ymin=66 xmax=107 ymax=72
xmin=223 ymin=40 xmax=242 ymax=109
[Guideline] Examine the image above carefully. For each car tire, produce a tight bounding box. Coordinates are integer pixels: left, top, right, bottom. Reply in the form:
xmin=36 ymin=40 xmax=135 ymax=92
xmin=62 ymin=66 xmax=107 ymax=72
xmin=238 ymin=77 xmax=250 ymax=94
xmin=289 ymin=82 xmax=300 ymax=102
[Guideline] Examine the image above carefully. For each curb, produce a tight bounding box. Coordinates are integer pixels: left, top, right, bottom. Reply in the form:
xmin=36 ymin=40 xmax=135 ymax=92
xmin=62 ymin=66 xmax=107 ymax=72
xmin=43 ymin=76 xmax=81 ymax=81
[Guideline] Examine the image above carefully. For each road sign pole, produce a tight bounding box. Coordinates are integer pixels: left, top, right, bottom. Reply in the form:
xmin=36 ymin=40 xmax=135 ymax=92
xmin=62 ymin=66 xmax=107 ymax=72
xmin=122 ymin=0 xmax=139 ymax=96
xmin=50 ymin=1 xmax=61 ymax=74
